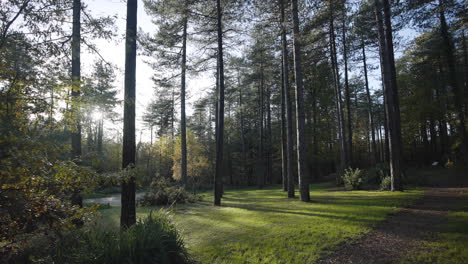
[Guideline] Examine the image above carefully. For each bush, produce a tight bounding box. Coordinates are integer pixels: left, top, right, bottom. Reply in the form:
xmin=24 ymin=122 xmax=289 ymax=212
xmin=138 ymin=178 xmax=202 ymax=206
xmin=364 ymin=163 xmax=389 ymax=185
xmin=341 ymin=167 xmax=363 ymax=190
xmin=34 ymin=212 xmax=194 ymax=264
xmin=380 ymin=176 xmax=392 ymax=191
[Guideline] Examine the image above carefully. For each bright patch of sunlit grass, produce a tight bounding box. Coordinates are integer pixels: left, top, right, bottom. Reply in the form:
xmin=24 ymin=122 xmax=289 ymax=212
xmin=99 ymin=183 xmax=423 ymax=264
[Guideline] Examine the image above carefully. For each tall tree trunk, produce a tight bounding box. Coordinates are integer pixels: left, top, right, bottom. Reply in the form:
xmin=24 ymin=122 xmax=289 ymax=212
xmin=121 ymin=0 xmax=137 ymax=229
xmin=214 ymin=0 xmax=225 ymax=206
xmin=87 ymin=123 xmax=93 ymax=152
xmin=341 ymin=0 xmax=353 ymax=166
xmin=97 ymin=118 xmax=103 ymax=154
xmin=438 ymin=0 xmax=466 ymax=156
xmin=280 ymin=0 xmax=295 ymax=198
xmin=238 ymin=75 xmax=247 ymax=185
xmin=70 ymin=0 xmax=82 ymax=208
xmin=375 ymin=0 xmax=403 ymax=191
xmin=463 ymin=31 xmax=468 ymax=118
xmin=329 ymin=1 xmax=347 ymax=174
xmin=147 ymin=125 xmax=153 ymax=176
xmin=280 ymin=58 xmax=288 ymax=191
xmin=180 ymin=10 xmax=188 ymax=187
xmin=362 ymin=39 xmax=378 ymax=164
xmin=266 ymin=83 xmax=272 ymax=184
xmin=71 ymin=0 xmax=81 ymax=160
xmin=291 ymin=0 xmax=310 ymax=202
xmin=257 ymin=61 xmax=265 ymax=188
xmin=436 ymin=57 xmax=448 ymax=161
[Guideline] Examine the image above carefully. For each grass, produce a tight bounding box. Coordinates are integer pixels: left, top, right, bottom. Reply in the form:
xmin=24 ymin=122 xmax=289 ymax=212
xmin=97 ymin=183 xmax=423 ymax=264
xmin=400 ymin=194 xmax=468 ymax=264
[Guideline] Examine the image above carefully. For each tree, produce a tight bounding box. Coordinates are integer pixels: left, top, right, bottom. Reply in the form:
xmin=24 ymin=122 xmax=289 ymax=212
xmin=121 ymin=0 xmax=138 ymax=229
xmin=329 ymin=0 xmax=348 ymax=175
xmin=279 ymin=0 xmax=295 ymax=198
xmin=143 ymin=0 xmax=193 ymax=186
xmin=341 ymin=0 xmax=353 ymax=166
xmin=214 ymin=0 xmax=225 ymax=206
xmin=291 ymin=0 xmax=310 ymax=202
xmin=71 ymin=0 xmax=81 ymax=160
xmin=374 ymin=0 xmax=403 ymax=191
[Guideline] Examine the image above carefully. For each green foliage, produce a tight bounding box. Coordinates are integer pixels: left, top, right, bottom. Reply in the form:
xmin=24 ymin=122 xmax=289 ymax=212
xmin=172 ymin=131 xmax=210 ymax=190
xmin=341 ymin=168 xmax=364 ymax=190
xmin=31 ymin=212 xmax=193 ymax=264
xmin=0 ymin=134 xmax=101 ymax=258
xmin=138 ymin=178 xmax=202 ymax=206
xmin=364 ymin=163 xmax=390 ymax=185
xmin=380 ymin=176 xmax=392 ymax=191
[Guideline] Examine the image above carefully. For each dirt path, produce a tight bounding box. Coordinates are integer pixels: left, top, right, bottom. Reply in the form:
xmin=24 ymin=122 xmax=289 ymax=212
xmin=318 ymin=188 xmax=467 ymax=264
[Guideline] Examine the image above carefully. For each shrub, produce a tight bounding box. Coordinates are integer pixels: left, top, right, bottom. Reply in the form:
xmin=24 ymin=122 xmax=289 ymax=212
xmin=341 ymin=167 xmax=363 ymax=190
xmin=138 ymin=178 xmax=202 ymax=206
xmin=364 ymin=163 xmax=389 ymax=185
xmin=380 ymin=176 xmax=392 ymax=191
xmin=36 ymin=211 xmax=194 ymax=264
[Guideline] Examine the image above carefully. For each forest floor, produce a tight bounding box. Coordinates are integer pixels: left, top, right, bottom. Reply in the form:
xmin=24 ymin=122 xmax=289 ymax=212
xmin=318 ymin=187 xmax=468 ymax=264
xmin=95 ymin=183 xmax=430 ymax=264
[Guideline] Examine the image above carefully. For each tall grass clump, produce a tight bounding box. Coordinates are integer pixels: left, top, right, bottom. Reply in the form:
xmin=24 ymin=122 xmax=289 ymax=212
xmin=50 ymin=211 xmax=194 ymax=264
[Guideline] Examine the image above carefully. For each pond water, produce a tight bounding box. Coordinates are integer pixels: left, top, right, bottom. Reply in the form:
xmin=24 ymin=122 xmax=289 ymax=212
xmin=84 ymin=192 xmax=146 ymax=206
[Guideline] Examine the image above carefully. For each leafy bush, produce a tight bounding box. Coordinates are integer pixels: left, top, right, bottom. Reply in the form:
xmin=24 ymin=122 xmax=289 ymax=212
xmin=380 ymin=176 xmax=392 ymax=191
xmin=364 ymin=163 xmax=389 ymax=185
xmin=138 ymin=178 xmax=202 ymax=206
xmin=0 ymin=135 xmax=99 ymax=260
xmin=32 ymin=212 xmax=194 ymax=264
xmin=341 ymin=167 xmax=363 ymax=190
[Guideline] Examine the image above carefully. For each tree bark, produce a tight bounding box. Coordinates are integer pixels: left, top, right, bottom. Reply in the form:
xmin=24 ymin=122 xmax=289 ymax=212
xmin=121 ymin=0 xmax=137 ymax=229
xmin=362 ymin=39 xmax=378 ymax=164
xmin=180 ymin=9 xmax=188 ymax=187
xmin=280 ymin=0 xmax=295 ymax=198
xmin=375 ymin=0 xmax=403 ymax=191
xmin=214 ymin=0 xmax=225 ymax=206
xmin=438 ymin=0 xmax=466 ymax=156
xmin=329 ymin=1 xmax=347 ymax=174
xmin=71 ymin=0 xmax=81 ymax=160
xmin=266 ymin=83 xmax=272 ymax=184
xmin=257 ymin=60 xmax=265 ymax=188
xmin=341 ymin=0 xmax=353 ymax=166
xmin=238 ymin=75 xmax=247 ymax=185
xmin=291 ymin=0 xmax=310 ymax=202
xmin=280 ymin=58 xmax=288 ymax=191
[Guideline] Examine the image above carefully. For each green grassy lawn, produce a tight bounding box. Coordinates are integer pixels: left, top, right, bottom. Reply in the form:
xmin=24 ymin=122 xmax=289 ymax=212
xmin=400 ymin=194 xmax=468 ymax=264
xmin=97 ymin=183 xmax=423 ymax=264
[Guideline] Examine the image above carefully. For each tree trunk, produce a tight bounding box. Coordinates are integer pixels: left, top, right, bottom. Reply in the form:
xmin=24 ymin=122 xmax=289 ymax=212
xmin=266 ymin=83 xmax=272 ymax=184
xmin=71 ymin=0 xmax=81 ymax=160
xmin=180 ymin=10 xmax=188 ymax=187
xmin=214 ymin=0 xmax=225 ymax=206
xmin=291 ymin=0 xmax=310 ymax=202
xmin=280 ymin=58 xmax=288 ymax=191
xmin=280 ymin=0 xmax=295 ymax=198
xmin=362 ymin=39 xmax=378 ymax=164
xmin=121 ymin=0 xmax=137 ymax=229
xmin=341 ymin=0 xmax=353 ymax=166
xmin=97 ymin=118 xmax=103 ymax=154
xmin=257 ymin=61 xmax=265 ymax=188
xmin=438 ymin=0 xmax=466 ymax=157
xmin=238 ymin=75 xmax=247 ymax=185
xmin=329 ymin=1 xmax=347 ymax=174
xmin=70 ymin=0 xmax=82 ymax=208
xmin=375 ymin=0 xmax=403 ymax=191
